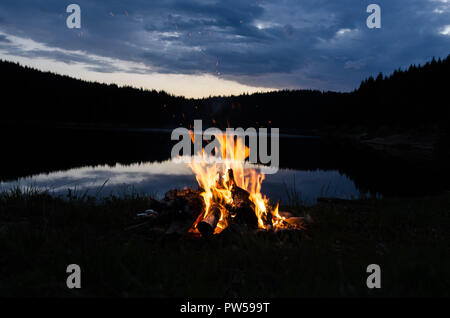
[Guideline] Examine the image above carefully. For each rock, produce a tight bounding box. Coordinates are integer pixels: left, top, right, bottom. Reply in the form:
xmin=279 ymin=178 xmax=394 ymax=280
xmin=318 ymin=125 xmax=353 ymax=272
xmin=136 ymin=209 xmax=159 ymax=218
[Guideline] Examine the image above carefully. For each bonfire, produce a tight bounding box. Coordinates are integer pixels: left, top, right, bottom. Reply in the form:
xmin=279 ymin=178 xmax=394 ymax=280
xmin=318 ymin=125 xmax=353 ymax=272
xmin=132 ymin=132 xmax=304 ymax=239
xmin=185 ymin=132 xmax=304 ymax=238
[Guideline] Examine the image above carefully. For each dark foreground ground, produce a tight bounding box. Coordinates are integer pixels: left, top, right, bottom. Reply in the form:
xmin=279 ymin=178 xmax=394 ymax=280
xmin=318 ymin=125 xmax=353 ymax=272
xmin=0 ymin=189 xmax=449 ymax=297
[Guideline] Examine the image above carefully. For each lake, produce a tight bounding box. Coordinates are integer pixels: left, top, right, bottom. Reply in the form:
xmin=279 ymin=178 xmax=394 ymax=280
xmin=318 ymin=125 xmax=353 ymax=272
xmin=0 ymin=159 xmax=365 ymax=204
xmin=1 ymin=125 xmax=444 ymax=203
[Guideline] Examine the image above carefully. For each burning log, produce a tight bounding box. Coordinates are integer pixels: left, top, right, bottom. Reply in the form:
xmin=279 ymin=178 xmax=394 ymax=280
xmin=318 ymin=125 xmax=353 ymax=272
xmin=197 ymin=203 xmax=222 ymax=238
xmin=284 ymin=217 xmax=305 ymax=229
xmin=227 ymin=169 xmax=259 ymax=227
xmin=263 ymin=211 xmax=273 ymax=230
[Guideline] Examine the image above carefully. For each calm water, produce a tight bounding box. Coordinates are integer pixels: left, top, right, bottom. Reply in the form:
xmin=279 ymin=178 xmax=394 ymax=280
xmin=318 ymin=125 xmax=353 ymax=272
xmin=5 ymin=126 xmax=442 ymax=202
xmin=0 ymin=159 xmax=363 ymax=204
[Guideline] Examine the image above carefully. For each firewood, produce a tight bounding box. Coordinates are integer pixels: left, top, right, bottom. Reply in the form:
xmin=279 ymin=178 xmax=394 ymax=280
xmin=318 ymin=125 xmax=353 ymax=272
xmin=197 ymin=203 xmax=221 ymax=238
xmin=163 ymin=188 xmax=205 ymax=218
xmin=263 ymin=210 xmax=273 ymax=230
xmin=284 ymin=217 xmax=305 ymax=229
xmin=227 ymin=169 xmax=259 ymax=227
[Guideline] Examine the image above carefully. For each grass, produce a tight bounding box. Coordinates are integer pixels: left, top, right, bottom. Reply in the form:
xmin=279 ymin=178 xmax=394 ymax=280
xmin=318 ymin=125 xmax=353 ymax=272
xmin=0 ymin=188 xmax=449 ymax=297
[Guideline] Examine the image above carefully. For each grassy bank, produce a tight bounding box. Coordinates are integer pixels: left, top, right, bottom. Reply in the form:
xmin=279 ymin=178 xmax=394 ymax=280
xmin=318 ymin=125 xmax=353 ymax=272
xmin=0 ymin=188 xmax=449 ymax=297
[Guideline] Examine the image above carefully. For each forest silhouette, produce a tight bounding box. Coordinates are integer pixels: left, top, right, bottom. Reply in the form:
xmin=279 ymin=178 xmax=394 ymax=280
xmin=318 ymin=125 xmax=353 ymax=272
xmin=1 ymin=55 xmax=449 ymax=136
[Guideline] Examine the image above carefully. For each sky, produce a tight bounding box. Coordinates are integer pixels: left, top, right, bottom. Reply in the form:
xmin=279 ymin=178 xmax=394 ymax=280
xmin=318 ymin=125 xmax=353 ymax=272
xmin=0 ymin=0 xmax=449 ymax=98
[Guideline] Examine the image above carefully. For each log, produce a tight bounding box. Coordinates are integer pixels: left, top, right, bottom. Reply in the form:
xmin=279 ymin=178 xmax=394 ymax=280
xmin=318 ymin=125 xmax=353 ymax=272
xmin=263 ymin=210 xmax=273 ymax=230
xmin=227 ymin=169 xmax=259 ymax=227
xmin=197 ymin=203 xmax=222 ymax=238
xmin=164 ymin=188 xmax=205 ymax=218
xmin=284 ymin=217 xmax=305 ymax=229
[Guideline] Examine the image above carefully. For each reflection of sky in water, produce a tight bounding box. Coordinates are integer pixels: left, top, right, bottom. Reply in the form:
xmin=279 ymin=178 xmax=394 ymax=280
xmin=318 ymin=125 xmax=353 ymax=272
xmin=0 ymin=159 xmax=362 ymax=204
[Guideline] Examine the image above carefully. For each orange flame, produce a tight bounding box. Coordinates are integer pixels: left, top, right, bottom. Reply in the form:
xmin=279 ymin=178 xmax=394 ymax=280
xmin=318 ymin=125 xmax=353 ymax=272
xmin=187 ymin=132 xmax=294 ymax=235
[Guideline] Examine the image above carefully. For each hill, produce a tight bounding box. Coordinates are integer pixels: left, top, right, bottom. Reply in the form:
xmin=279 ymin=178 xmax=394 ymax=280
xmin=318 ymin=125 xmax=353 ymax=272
xmin=0 ymin=55 xmax=449 ymax=135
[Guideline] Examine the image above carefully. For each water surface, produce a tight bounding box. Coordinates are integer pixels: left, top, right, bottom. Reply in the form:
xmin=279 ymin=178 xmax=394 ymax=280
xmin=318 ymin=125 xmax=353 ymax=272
xmin=0 ymin=159 xmax=363 ymax=204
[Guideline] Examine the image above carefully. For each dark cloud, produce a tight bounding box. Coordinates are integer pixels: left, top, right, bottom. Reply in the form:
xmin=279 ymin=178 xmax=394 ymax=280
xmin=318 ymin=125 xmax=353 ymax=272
xmin=0 ymin=34 xmax=10 ymax=42
xmin=0 ymin=0 xmax=449 ymax=91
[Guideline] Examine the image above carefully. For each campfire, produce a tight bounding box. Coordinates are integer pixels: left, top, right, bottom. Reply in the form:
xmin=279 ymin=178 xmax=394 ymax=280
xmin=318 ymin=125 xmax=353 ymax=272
xmin=185 ymin=132 xmax=304 ymax=238
xmin=131 ymin=131 xmax=304 ymax=239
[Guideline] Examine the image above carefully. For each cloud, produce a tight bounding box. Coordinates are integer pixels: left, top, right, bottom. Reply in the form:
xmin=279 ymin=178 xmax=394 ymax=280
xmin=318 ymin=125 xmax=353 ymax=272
xmin=0 ymin=0 xmax=449 ymax=94
xmin=0 ymin=34 xmax=9 ymax=42
xmin=440 ymin=25 xmax=450 ymax=35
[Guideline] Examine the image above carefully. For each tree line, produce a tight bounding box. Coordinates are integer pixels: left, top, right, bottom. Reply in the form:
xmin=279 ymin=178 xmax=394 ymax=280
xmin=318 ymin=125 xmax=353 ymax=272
xmin=1 ymin=55 xmax=449 ymax=135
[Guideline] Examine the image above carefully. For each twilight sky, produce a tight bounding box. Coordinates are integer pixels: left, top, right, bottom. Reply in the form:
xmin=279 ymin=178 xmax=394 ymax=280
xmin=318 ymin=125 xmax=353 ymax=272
xmin=0 ymin=0 xmax=449 ymax=98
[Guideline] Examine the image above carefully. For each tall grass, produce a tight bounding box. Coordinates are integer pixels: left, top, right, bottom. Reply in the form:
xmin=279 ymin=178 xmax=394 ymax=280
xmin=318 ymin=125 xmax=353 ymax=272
xmin=0 ymin=188 xmax=449 ymax=297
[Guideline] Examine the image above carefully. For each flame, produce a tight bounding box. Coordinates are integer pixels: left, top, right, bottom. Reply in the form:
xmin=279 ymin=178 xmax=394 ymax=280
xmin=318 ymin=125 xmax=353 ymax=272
xmin=187 ymin=132 xmax=293 ymax=235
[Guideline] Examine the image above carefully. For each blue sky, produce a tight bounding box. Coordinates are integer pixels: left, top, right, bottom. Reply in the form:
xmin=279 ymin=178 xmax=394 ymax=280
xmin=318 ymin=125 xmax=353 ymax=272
xmin=0 ymin=0 xmax=449 ymax=97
